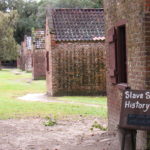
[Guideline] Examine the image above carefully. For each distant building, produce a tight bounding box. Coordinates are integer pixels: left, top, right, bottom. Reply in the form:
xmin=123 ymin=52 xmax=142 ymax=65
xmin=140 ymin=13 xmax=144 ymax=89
xmin=45 ymin=9 xmax=106 ymax=96
xmin=17 ymin=35 xmax=32 ymax=72
xmin=32 ymin=29 xmax=46 ymax=80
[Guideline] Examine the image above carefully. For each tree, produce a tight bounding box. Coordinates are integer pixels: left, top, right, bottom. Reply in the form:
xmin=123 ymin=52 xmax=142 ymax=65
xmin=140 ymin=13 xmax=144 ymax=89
xmin=53 ymin=0 xmax=103 ymax=8
xmin=36 ymin=0 xmax=103 ymax=28
xmin=0 ymin=11 xmax=18 ymax=68
xmin=0 ymin=0 xmax=38 ymax=44
xmin=14 ymin=0 xmax=38 ymax=43
xmin=38 ymin=0 xmax=103 ymax=9
xmin=0 ymin=0 xmax=103 ymax=43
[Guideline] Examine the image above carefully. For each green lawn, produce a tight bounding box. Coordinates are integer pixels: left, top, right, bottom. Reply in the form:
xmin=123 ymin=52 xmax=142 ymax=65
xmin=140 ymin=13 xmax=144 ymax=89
xmin=0 ymin=69 xmax=107 ymax=119
xmin=57 ymin=96 xmax=107 ymax=105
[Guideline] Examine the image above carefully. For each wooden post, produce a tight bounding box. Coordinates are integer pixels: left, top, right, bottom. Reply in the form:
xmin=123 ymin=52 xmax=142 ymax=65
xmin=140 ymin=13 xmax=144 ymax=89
xmin=121 ymin=129 xmax=137 ymax=150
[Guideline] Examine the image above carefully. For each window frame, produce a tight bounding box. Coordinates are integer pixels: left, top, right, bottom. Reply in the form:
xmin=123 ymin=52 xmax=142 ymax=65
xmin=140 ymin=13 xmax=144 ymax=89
xmin=108 ymin=20 xmax=128 ymax=89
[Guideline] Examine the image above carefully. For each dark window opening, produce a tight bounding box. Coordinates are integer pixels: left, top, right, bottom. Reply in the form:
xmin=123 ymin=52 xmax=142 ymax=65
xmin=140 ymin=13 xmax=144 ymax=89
xmin=116 ymin=25 xmax=127 ymax=83
xmin=46 ymin=51 xmax=49 ymax=72
xmin=2 ymin=60 xmax=17 ymax=68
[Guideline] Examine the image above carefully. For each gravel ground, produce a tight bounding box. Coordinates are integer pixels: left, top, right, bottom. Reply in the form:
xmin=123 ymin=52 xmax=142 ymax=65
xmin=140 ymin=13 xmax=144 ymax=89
xmin=0 ymin=117 xmax=119 ymax=150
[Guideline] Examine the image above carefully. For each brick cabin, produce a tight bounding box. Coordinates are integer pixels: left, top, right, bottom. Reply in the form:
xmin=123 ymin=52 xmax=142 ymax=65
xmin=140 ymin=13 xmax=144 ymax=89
xmin=104 ymin=0 xmax=150 ymax=149
xmin=45 ymin=9 xmax=106 ymax=96
xmin=17 ymin=36 xmax=32 ymax=72
xmin=32 ymin=29 xmax=46 ymax=80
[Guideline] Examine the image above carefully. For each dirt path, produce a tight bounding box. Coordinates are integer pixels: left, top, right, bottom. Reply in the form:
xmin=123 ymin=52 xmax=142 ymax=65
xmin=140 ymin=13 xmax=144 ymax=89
xmin=0 ymin=118 xmax=119 ymax=150
xmin=18 ymin=93 xmax=102 ymax=108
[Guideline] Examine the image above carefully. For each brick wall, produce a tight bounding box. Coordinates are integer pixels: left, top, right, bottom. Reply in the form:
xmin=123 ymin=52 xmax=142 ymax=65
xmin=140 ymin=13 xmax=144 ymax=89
xmin=45 ymin=17 xmax=52 ymax=94
xmin=104 ymin=0 xmax=150 ymax=149
xmin=17 ymin=39 xmax=33 ymax=72
xmin=17 ymin=55 xmax=25 ymax=71
xmin=46 ymin=41 xmax=106 ymax=96
xmin=32 ymin=29 xmax=46 ymax=80
xmin=24 ymin=50 xmax=32 ymax=72
xmin=32 ymin=50 xmax=46 ymax=80
xmin=144 ymin=6 xmax=150 ymax=148
xmin=17 ymin=41 xmax=26 ymax=71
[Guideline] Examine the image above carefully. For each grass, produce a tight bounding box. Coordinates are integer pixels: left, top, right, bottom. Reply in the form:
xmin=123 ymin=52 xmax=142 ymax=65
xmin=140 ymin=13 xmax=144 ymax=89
xmin=57 ymin=96 xmax=107 ymax=105
xmin=0 ymin=68 xmax=107 ymax=120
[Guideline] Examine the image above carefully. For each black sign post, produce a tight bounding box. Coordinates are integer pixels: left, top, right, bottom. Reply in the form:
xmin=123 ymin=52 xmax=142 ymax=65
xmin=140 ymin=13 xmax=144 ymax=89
xmin=119 ymin=90 xmax=150 ymax=150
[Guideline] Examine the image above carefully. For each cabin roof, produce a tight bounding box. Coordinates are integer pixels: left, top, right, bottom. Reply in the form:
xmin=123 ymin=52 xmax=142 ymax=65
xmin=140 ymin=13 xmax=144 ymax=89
xmin=47 ymin=8 xmax=105 ymax=42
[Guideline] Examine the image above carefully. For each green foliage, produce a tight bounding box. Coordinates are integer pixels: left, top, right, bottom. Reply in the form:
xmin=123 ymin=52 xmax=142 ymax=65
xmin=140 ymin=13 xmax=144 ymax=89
xmin=0 ymin=0 xmax=103 ymax=42
xmin=0 ymin=0 xmax=24 ymax=12
xmin=36 ymin=0 xmax=103 ymax=28
xmin=0 ymin=0 xmax=38 ymax=43
xmin=55 ymin=0 xmax=103 ymax=8
xmin=90 ymin=121 xmax=107 ymax=131
xmin=0 ymin=11 xmax=18 ymax=61
xmin=43 ymin=115 xmax=57 ymax=126
xmin=14 ymin=0 xmax=38 ymax=43
xmin=38 ymin=0 xmax=102 ymax=9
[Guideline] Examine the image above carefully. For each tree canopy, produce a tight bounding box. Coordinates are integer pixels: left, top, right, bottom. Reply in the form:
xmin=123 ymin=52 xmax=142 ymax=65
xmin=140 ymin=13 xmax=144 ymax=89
xmin=0 ymin=11 xmax=18 ymax=63
xmin=36 ymin=0 xmax=103 ymax=28
xmin=14 ymin=1 xmax=38 ymax=43
xmin=0 ymin=0 xmax=103 ymax=43
xmin=0 ymin=0 xmax=38 ymax=43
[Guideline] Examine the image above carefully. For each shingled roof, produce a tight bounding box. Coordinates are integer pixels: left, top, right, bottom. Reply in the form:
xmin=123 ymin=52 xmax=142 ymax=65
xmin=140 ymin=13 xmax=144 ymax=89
xmin=47 ymin=8 xmax=105 ymax=42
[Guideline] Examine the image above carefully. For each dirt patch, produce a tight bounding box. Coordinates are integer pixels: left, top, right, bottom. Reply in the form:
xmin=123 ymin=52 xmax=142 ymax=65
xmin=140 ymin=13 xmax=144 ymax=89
xmin=18 ymin=93 xmax=102 ymax=108
xmin=0 ymin=117 xmax=119 ymax=150
xmin=11 ymin=69 xmax=24 ymax=75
